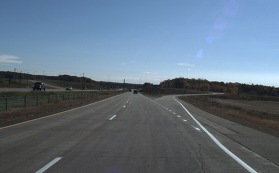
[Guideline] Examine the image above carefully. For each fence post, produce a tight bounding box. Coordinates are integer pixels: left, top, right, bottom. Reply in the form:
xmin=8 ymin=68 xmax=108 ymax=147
xmin=24 ymin=96 xmax=27 ymax=108
xmin=5 ymin=98 xmax=8 ymax=111
xmin=36 ymin=96 xmax=39 ymax=106
xmin=48 ymin=95 xmax=50 ymax=104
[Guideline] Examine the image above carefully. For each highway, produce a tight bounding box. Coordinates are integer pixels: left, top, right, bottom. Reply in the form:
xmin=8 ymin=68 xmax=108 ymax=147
xmin=0 ymin=92 xmax=278 ymax=173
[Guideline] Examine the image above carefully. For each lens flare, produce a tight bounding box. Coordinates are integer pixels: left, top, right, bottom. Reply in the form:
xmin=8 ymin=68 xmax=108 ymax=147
xmin=197 ymin=0 xmax=239 ymax=61
xmin=196 ymin=49 xmax=203 ymax=60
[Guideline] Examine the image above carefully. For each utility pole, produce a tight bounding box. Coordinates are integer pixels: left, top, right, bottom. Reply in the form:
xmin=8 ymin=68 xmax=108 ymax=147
xmin=107 ymin=75 xmax=110 ymax=90
xmin=82 ymin=73 xmax=85 ymax=90
xmin=123 ymin=79 xmax=125 ymax=91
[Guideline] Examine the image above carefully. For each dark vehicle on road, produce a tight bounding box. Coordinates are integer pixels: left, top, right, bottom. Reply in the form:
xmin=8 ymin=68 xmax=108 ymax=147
xmin=133 ymin=89 xmax=138 ymax=94
xmin=65 ymin=86 xmax=73 ymax=90
xmin=32 ymin=82 xmax=46 ymax=91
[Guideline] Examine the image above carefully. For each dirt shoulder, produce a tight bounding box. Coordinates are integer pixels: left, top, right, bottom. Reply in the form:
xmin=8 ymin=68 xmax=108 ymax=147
xmin=178 ymin=95 xmax=279 ymax=137
xmin=0 ymin=91 xmax=124 ymax=128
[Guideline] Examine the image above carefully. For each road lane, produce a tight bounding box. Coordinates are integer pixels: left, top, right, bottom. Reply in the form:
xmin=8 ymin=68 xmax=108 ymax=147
xmin=0 ymin=93 xmax=278 ymax=172
xmin=43 ymin=94 xmax=247 ymax=173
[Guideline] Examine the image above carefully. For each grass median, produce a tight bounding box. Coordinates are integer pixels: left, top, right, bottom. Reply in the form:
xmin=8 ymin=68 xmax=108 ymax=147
xmin=0 ymin=91 xmax=124 ymax=128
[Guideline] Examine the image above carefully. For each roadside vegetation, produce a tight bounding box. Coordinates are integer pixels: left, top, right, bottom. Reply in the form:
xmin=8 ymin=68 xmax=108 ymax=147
xmin=0 ymin=91 xmax=107 ymax=112
xmin=0 ymin=71 xmax=100 ymax=89
xmin=143 ymin=77 xmax=279 ymax=96
xmin=0 ymin=90 xmax=124 ymax=128
xmin=179 ymin=94 xmax=279 ymax=137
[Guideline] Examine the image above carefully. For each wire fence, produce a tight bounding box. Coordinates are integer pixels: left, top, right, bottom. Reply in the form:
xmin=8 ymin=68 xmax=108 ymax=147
xmin=0 ymin=91 xmax=109 ymax=112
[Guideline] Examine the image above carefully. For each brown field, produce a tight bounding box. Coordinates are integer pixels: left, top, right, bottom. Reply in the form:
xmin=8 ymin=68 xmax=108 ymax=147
xmin=179 ymin=95 xmax=279 ymax=137
xmin=211 ymin=98 xmax=279 ymax=118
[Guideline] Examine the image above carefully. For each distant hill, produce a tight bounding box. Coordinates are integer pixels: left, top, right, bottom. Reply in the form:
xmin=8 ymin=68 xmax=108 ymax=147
xmin=0 ymin=71 xmax=140 ymax=90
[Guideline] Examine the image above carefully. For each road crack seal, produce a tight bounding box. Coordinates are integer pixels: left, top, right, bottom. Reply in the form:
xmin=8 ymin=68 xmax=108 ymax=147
xmin=197 ymin=143 xmax=206 ymax=173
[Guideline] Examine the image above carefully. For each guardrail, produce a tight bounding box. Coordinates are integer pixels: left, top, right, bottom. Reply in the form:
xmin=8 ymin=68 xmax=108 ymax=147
xmin=0 ymin=91 xmax=109 ymax=112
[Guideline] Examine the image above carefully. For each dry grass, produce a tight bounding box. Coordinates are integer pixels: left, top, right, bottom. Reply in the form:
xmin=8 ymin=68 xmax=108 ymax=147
xmin=0 ymin=91 xmax=123 ymax=128
xmin=179 ymin=95 xmax=279 ymax=137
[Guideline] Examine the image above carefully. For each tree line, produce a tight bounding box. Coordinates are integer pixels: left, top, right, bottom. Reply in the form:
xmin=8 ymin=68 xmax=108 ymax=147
xmin=0 ymin=71 xmax=96 ymax=84
xmin=143 ymin=78 xmax=279 ymax=96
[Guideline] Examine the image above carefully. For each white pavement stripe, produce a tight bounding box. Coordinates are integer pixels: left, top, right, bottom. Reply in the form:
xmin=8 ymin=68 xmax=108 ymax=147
xmin=35 ymin=157 xmax=62 ymax=173
xmin=191 ymin=125 xmax=201 ymax=131
xmin=109 ymin=115 xmax=117 ymax=120
xmin=173 ymin=97 xmax=258 ymax=173
xmin=123 ymin=105 xmax=126 ymax=108
xmin=177 ymin=115 xmax=181 ymax=118
xmin=183 ymin=119 xmax=187 ymax=122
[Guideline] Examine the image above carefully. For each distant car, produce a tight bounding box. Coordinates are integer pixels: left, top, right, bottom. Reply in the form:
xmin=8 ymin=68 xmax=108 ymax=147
xmin=133 ymin=89 xmax=138 ymax=94
xmin=33 ymin=82 xmax=46 ymax=91
xmin=65 ymin=86 xmax=73 ymax=90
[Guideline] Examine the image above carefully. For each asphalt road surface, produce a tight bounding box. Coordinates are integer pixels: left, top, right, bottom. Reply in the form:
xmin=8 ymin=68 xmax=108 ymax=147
xmin=0 ymin=93 xmax=278 ymax=173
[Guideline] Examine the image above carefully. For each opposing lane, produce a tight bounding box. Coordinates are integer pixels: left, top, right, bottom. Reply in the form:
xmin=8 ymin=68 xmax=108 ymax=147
xmin=0 ymin=93 xmax=278 ymax=172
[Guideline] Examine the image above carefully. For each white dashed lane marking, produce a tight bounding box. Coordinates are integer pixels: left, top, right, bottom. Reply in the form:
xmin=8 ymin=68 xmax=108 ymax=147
xmin=35 ymin=157 xmax=62 ymax=173
xmin=109 ymin=115 xmax=117 ymax=120
xmin=191 ymin=125 xmax=201 ymax=131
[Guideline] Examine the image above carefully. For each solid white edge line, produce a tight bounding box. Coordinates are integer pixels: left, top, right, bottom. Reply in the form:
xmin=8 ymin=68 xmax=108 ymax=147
xmin=173 ymin=97 xmax=258 ymax=173
xmin=109 ymin=115 xmax=117 ymax=120
xmin=35 ymin=157 xmax=62 ymax=173
xmin=0 ymin=93 xmax=124 ymax=130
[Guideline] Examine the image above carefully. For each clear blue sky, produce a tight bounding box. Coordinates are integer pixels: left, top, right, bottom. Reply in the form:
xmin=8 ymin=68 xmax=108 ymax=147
xmin=0 ymin=0 xmax=278 ymax=86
